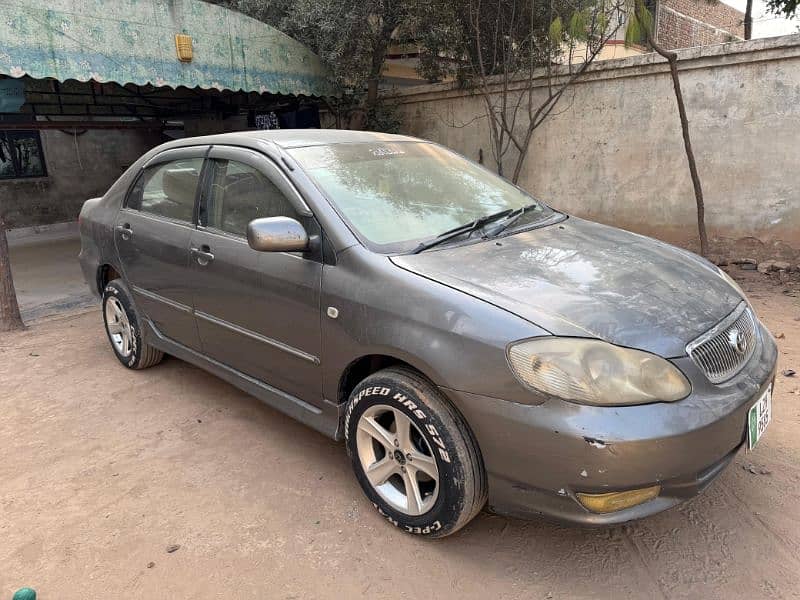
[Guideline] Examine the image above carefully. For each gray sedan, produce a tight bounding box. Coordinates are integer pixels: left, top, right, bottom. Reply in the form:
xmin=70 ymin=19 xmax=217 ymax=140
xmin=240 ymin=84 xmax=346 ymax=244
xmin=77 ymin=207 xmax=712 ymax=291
xmin=79 ymin=130 xmax=777 ymax=537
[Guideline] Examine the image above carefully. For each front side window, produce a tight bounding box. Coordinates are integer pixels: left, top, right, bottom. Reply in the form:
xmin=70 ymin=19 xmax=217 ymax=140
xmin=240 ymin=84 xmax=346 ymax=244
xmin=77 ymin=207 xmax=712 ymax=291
xmin=0 ymin=130 xmax=47 ymax=179
xmin=288 ymin=142 xmax=555 ymax=253
xmin=202 ymin=159 xmax=299 ymax=237
xmin=127 ymin=158 xmax=203 ymax=223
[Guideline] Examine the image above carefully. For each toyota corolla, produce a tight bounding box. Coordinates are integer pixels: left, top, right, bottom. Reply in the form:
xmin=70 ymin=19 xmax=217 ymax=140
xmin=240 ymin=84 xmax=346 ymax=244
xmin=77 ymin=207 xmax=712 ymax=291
xmin=79 ymin=130 xmax=777 ymax=537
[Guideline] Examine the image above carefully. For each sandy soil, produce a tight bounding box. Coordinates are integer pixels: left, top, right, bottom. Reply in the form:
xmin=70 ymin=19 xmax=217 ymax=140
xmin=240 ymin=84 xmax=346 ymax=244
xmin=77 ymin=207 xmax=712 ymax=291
xmin=0 ymin=269 xmax=798 ymax=600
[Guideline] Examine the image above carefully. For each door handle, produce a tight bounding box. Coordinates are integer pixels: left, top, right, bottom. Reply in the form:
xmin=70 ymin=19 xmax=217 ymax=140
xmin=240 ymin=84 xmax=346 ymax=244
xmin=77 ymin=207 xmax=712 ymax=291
xmin=191 ymin=246 xmax=215 ymax=266
xmin=115 ymin=223 xmax=133 ymax=241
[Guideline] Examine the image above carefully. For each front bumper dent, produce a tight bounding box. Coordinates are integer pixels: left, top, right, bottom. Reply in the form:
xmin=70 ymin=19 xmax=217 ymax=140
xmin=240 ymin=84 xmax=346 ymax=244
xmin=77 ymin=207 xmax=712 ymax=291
xmin=442 ymin=323 xmax=777 ymax=526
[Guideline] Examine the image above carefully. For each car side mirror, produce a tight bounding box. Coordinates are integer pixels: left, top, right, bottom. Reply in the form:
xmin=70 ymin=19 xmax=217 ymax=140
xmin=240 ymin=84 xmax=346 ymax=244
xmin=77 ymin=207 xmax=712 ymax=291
xmin=247 ymin=217 xmax=309 ymax=253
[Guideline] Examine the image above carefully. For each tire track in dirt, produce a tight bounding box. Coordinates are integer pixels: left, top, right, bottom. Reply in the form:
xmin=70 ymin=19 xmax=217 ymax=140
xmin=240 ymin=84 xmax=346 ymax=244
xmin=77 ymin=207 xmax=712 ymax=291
xmin=619 ymin=527 xmax=671 ymax=600
xmin=718 ymin=479 xmax=800 ymax=569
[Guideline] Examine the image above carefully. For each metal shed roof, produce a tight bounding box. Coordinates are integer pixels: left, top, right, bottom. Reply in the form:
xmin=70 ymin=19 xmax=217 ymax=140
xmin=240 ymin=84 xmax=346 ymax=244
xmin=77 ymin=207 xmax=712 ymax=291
xmin=0 ymin=0 xmax=336 ymax=97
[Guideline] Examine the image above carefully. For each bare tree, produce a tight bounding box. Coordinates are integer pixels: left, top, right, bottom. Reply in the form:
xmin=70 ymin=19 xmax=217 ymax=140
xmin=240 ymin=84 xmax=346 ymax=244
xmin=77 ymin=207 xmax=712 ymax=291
xmin=418 ymin=0 xmax=627 ymax=183
xmin=626 ymin=0 xmax=709 ymax=256
xmin=0 ymin=214 xmax=24 ymax=332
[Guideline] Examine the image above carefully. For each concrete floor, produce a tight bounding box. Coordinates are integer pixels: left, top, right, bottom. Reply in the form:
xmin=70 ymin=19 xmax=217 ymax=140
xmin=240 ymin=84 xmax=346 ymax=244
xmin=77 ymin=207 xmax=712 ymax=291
xmin=8 ymin=231 xmax=96 ymax=321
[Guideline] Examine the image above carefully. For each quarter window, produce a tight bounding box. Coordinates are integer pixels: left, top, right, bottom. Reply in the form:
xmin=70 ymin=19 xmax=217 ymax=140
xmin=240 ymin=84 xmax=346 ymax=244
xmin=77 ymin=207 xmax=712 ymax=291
xmin=0 ymin=130 xmax=47 ymax=179
xmin=202 ymin=159 xmax=299 ymax=237
xmin=127 ymin=158 xmax=203 ymax=223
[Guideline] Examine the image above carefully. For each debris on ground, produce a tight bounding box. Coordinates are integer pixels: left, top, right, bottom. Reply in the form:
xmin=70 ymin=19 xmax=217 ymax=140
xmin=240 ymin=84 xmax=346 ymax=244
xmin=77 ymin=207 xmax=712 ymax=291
xmin=166 ymin=544 xmax=181 ymax=553
xmin=757 ymin=260 xmax=793 ymax=274
xmin=742 ymin=463 xmax=772 ymax=475
xmin=732 ymin=258 xmax=757 ymax=267
xmin=147 ymin=561 xmax=155 ymax=568
xmin=776 ymin=333 xmax=786 ymax=339
xmin=783 ymin=369 xmax=796 ymax=377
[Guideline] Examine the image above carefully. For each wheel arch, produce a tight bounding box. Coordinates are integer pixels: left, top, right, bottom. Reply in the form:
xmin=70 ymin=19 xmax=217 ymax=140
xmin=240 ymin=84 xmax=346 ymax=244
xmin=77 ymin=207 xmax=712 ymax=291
xmin=337 ymin=354 xmax=437 ymax=406
xmin=97 ymin=263 xmax=122 ymax=295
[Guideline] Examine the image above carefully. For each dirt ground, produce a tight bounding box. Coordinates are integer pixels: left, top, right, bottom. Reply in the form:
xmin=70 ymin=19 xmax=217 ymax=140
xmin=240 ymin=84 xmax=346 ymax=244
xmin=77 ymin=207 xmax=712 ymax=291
xmin=8 ymin=235 xmax=94 ymax=321
xmin=1 ymin=269 xmax=799 ymax=600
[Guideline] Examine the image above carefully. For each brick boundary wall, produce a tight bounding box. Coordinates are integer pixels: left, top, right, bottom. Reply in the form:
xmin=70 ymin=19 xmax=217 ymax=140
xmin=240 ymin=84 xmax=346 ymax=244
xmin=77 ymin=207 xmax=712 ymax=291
xmin=656 ymin=0 xmax=745 ymax=50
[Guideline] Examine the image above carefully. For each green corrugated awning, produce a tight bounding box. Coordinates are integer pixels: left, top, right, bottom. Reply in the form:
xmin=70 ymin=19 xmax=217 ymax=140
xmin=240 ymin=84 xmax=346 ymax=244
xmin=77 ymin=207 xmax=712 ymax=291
xmin=0 ymin=0 xmax=336 ymax=97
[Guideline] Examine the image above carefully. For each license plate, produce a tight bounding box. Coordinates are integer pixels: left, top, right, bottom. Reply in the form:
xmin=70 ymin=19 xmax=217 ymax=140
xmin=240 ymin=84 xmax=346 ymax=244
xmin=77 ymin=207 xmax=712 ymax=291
xmin=747 ymin=385 xmax=772 ymax=450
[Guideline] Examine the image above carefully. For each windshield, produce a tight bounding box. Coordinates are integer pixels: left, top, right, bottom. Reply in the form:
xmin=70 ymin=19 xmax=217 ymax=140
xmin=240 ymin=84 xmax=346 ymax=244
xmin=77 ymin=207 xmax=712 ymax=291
xmin=288 ymin=141 xmax=555 ymax=253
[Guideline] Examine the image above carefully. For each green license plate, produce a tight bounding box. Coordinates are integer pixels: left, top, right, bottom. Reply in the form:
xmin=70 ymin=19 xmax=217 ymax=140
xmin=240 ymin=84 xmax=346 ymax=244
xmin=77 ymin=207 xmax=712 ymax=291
xmin=747 ymin=384 xmax=772 ymax=450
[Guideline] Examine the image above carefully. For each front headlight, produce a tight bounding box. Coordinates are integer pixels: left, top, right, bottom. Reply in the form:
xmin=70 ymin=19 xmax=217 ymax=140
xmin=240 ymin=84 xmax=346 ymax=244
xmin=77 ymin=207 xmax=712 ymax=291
xmin=507 ymin=338 xmax=691 ymax=406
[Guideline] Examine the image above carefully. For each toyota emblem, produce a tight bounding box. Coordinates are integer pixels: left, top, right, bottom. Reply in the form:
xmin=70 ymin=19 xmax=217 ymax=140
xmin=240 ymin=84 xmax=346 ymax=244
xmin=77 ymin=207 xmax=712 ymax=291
xmin=728 ymin=329 xmax=747 ymax=355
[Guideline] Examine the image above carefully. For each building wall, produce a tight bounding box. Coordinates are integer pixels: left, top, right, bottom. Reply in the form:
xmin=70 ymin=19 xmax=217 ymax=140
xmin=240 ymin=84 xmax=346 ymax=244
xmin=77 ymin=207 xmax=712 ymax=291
xmin=388 ymin=35 xmax=800 ymax=259
xmin=1 ymin=128 xmax=161 ymax=229
xmin=656 ymin=0 xmax=744 ymax=50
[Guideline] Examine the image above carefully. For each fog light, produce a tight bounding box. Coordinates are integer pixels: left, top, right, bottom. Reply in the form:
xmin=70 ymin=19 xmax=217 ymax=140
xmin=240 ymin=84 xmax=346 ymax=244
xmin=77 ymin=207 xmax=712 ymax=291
xmin=577 ymin=485 xmax=661 ymax=514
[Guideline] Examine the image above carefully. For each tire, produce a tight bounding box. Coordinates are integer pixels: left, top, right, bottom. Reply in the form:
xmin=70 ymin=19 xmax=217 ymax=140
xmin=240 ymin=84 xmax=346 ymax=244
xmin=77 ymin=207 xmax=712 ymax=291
xmin=344 ymin=367 xmax=487 ymax=538
xmin=102 ymin=279 xmax=164 ymax=370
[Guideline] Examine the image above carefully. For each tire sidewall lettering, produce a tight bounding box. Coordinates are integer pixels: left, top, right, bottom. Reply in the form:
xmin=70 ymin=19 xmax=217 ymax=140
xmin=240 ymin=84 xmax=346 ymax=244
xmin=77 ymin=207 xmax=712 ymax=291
xmin=103 ymin=282 xmax=140 ymax=369
xmin=345 ymin=377 xmax=463 ymax=536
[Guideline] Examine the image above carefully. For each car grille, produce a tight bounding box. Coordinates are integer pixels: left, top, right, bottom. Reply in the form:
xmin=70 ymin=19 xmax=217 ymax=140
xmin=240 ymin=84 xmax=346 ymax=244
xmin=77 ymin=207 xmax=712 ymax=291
xmin=686 ymin=303 xmax=757 ymax=384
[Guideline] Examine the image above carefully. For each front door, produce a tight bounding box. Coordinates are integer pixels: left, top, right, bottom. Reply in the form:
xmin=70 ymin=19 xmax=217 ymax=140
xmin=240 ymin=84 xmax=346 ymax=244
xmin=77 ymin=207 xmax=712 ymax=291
xmin=187 ymin=146 xmax=323 ymax=406
xmin=114 ymin=147 xmax=206 ymax=350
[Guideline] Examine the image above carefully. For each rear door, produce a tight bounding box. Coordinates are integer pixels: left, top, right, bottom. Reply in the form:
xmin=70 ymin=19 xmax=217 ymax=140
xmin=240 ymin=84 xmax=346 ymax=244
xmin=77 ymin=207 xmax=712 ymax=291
xmin=115 ymin=146 xmax=207 ymax=350
xmin=187 ymin=146 xmax=324 ymax=406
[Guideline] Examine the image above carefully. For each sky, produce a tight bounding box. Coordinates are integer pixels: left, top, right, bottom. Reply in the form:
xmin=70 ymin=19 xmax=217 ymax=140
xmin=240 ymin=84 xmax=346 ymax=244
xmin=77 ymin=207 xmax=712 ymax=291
xmin=722 ymin=0 xmax=800 ymax=37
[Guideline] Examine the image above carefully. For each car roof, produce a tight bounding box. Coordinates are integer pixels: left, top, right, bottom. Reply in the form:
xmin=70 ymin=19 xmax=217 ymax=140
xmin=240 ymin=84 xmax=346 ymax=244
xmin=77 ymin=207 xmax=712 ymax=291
xmin=167 ymin=129 xmax=421 ymax=150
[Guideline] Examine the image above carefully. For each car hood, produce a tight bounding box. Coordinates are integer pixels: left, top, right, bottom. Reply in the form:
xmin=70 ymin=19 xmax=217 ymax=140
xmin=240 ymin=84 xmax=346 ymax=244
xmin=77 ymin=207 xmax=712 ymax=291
xmin=391 ymin=217 xmax=742 ymax=357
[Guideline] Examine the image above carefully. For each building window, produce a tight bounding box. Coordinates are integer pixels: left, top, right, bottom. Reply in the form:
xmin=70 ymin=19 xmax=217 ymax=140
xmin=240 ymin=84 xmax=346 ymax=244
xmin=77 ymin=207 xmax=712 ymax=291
xmin=0 ymin=130 xmax=47 ymax=179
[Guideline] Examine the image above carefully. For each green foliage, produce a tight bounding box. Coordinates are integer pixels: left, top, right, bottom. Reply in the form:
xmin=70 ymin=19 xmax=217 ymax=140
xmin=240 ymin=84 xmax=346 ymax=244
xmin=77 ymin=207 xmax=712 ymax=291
xmin=227 ymin=0 xmax=412 ymax=92
xmin=364 ymin=101 xmax=403 ymax=133
xmin=765 ymin=0 xmax=799 ymax=17
xmin=549 ymin=17 xmax=564 ymax=45
xmin=417 ymin=0 xmax=625 ymax=84
xmin=568 ymin=10 xmax=589 ymax=41
xmin=415 ymin=0 xmax=554 ymax=81
xmin=624 ymin=0 xmax=654 ymax=46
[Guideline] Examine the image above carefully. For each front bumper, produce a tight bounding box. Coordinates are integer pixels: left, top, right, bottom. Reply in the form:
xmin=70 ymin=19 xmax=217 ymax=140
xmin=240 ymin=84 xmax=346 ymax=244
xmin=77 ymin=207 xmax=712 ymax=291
xmin=443 ymin=322 xmax=777 ymax=526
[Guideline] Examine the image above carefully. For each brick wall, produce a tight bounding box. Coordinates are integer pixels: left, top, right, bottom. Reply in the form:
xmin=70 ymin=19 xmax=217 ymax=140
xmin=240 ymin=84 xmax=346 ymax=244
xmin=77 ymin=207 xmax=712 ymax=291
xmin=656 ymin=0 xmax=744 ymax=50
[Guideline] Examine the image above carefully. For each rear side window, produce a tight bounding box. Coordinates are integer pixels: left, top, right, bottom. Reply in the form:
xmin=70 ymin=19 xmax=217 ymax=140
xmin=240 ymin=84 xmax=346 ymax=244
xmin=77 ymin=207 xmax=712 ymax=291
xmin=201 ymin=159 xmax=299 ymax=237
xmin=127 ymin=158 xmax=204 ymax=223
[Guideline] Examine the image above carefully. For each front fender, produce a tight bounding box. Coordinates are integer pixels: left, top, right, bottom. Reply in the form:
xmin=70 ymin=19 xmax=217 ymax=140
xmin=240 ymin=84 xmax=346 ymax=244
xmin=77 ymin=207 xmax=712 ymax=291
xmin=321 ymin=246 xmax=548 ymax=407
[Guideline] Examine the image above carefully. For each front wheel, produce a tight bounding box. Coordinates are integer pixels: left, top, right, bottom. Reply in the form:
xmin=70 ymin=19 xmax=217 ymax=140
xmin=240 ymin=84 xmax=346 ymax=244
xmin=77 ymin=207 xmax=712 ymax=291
xmin=344 ymin=367 xmax=487 ymax=538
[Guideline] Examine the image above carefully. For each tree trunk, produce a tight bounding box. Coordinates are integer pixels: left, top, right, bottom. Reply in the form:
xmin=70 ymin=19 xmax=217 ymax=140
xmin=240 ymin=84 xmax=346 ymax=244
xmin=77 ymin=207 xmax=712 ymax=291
xmin=744 ymin=0 xmax=753 ymax=39
xmin=366 ymin=21 xmax=394 ymax=107
xmin=0 ymin=216 xmax=25 ymax=332
xmin=646 ymin=34 xmax=709 ymax=257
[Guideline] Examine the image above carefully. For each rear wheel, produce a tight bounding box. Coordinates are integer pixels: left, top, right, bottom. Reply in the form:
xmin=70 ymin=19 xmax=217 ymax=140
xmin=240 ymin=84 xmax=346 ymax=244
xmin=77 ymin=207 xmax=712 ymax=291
xmin=102 ymin=279 xmax=163 ymax=370
xmin=345 ymin=367 xmax=487 ymax=538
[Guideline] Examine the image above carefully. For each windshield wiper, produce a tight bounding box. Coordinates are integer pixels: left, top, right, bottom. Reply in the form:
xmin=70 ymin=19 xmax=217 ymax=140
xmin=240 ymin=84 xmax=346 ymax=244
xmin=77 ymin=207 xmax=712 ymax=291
xmin=411 ymin=208 xmax=514 ymax=254
xmin=482 ymin=202 xmax=540 ymax=238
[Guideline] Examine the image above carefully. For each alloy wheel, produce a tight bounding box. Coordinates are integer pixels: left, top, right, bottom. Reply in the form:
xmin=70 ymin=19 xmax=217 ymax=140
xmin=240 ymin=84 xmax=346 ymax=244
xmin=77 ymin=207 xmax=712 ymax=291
xmin=356 ymin=404 xmax=439 ymax=516
xmin=105 ymin=296 xmax=134 ymax=357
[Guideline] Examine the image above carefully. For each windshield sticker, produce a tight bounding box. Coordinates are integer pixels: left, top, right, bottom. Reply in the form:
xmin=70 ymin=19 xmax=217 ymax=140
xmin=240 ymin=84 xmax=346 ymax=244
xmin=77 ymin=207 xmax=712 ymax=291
xmin=370 ymin=146 xmax=406 ymax=157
